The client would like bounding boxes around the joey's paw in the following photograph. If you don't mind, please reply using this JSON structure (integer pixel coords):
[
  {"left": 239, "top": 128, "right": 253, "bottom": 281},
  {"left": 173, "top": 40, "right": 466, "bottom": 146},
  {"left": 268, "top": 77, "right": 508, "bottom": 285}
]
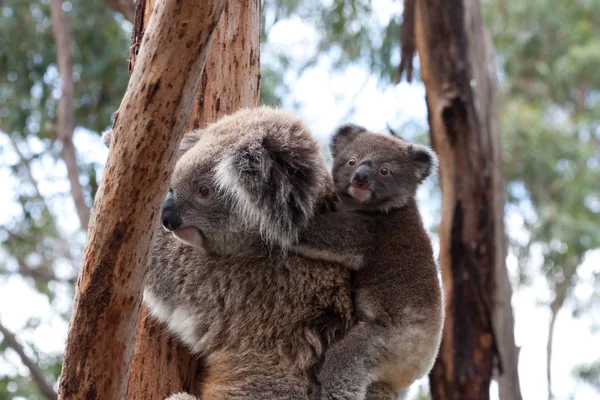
[
  {"left": 319, "top": 192, "right": 340, "bottom": 213},
  {"left": 165, "top": 393, "right": 198, "bottom": 400}
]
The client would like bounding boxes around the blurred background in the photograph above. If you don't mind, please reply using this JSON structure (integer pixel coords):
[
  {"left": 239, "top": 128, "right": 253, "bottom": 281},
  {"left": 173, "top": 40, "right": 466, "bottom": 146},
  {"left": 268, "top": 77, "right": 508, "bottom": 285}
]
[{"left": 0, "top": 0, "right": 599, "bottom": 399}]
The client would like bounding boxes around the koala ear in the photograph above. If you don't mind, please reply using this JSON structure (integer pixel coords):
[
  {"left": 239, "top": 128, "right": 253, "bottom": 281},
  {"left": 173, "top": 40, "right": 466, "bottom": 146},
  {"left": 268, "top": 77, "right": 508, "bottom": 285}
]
[
  {"left": 178, "top": 130, "right": 202, "bottom": 158},
  {"left": 411, "top": 144, "right": 439, "bottom": 183},
  {"left": 101, "top": 129, "right": 202, "bottom": 158},
  {"left": 215, "top": 125, "right": 328, "bottom": 249},
  {"left": 101, "top": 129, "right": 112, "bottom": 148},
  {"left": 330, "top": 124, "right": 366, "bottom": 158}
]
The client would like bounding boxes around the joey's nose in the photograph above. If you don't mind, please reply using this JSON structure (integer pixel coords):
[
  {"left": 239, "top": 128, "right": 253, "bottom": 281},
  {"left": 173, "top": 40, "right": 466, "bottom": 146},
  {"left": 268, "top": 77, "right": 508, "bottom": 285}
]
[
  {"left": 161, "top": 189, "right": 182, "bottom": 231},
  {"left": 352, "top": 165, "right": 373, "bottom": 188}
]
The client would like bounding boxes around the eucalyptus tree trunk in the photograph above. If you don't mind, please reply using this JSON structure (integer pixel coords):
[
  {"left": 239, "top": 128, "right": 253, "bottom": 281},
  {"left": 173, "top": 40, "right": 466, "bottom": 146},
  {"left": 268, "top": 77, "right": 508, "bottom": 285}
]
[
  {"left": 400, "top": 0, "right": 522, "bottom": 399},
  {"left": 125, "top": 1, "right": 260, "bottom": 399},
  {"left": 57, "top": 1, "right": 226, "bottom": 399}
]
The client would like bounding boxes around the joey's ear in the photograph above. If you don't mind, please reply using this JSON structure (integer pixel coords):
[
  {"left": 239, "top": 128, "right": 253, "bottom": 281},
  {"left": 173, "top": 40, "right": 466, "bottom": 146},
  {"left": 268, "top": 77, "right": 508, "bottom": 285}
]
[
  {"left": 410, "top": 144, "right": 439, "bottom": 183},
  {"left": 330, "top": 124, "right": 366, "bottom": 158},
  {"left": 178, "top": 130, "right": 203, "bottom": 158}
]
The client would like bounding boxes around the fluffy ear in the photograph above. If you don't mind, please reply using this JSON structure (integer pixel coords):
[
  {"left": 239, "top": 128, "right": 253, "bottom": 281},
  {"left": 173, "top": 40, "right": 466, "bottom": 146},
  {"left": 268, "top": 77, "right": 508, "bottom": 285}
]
[
  {"left": 386, "top": 124, "right": 404, "bottom": 140},
  {"left": 101, "top": 128, "right": 202, "bottom": 159},
  {"left": 101, "top": 129, "right": 112, "bottom": 148},
  {"left": 330, "top": 124, "right": 366, "bottom": 158},
  {"left": 411, "top": 144, "right": 439, "bottom": 183},
  {"left": 215, "top": 129, "right": 328, "bottom": 249},
  {"left": 178, "top": 130, "right": 202, "bottom": 158}
]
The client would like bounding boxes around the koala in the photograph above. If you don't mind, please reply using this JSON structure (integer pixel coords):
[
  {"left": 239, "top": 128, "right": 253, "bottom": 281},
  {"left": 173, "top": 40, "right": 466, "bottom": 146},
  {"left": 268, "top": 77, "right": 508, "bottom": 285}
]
[
  {"left": 295, "top": 125, "right": 444, "bottom": 400},
  {"left": 103, "top": 108, "right": 353, "bottom": 399}
]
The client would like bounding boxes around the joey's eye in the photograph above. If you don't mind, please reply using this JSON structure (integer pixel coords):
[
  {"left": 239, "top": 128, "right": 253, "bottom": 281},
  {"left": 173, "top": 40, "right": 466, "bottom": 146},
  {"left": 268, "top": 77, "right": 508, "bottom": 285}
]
[
  {"left": 348, "top": 158, "right": 357, "bottom": 166},
  {"left": 199, "top": 186, "right": 210, "bottom": 198},
  {"left": 380, "top": 167, "right": 390, "bottom": 176}
]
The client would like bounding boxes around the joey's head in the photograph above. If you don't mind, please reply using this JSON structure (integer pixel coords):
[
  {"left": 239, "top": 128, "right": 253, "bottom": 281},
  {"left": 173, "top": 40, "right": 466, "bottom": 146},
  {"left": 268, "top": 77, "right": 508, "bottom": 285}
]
[
  {"left": 160, "top": 107, "right": 331, "bottom": 254},
  {"left": 330, "top": 124, "right": 438, "bottom": 211}
]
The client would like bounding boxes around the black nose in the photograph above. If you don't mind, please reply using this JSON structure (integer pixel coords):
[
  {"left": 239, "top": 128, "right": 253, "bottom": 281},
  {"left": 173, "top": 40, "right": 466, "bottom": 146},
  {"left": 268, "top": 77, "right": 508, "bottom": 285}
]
[
  {"left": 352, "top": 165, "right": 373, "bottom": 188},
  {"left": 161, "top": 189, "right": 182, "bottom": 231}
]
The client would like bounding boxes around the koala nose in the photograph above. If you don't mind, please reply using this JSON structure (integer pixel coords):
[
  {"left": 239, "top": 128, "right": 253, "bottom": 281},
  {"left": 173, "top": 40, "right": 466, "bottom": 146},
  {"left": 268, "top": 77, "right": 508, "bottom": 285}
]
[
  {"left": 352, "top": 165, "right": 373, "bottom": 188},
  {"left": 161, "top": 189, "right": 182, "bottom": 231}
]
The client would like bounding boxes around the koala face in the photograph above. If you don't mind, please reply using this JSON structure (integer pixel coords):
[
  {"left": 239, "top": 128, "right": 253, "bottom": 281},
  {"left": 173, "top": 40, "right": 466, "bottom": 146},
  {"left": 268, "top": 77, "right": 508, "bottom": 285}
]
[
  {"left": 159, "top": 107, "right": 332, "bottom": 254},
  {"left": 330, "top": 124, "right": 438, "bottom": 211},
  {"left": 161, "top": 135, "right": 252, "bottom": 254}
]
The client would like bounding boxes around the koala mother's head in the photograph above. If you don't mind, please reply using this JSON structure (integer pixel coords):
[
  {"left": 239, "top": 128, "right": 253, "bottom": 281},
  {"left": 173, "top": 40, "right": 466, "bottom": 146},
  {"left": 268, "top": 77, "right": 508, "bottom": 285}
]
[{"left": 160, "top": 107, "right": 332, "bottom": 255}]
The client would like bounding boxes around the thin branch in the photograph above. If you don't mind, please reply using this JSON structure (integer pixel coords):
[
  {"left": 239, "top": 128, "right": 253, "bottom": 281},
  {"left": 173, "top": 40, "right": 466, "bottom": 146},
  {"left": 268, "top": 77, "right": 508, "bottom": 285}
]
[
  {"left": 104, "top": 0, "right": 136, "bottom": 23},
  {"left": 1, "top": 134, "right": 77, "bottom": 265},
  {"left": 397, "top": 0, "right": 416, "bottom": 83},
  {"left": 4, "top": 134, "right": 48, "bottom": 208},
  {"left": 49, "top": 0, "right": 90, "bottom": 232},
  {"left": 0, "top": 321, "right": 58, "bottom": 400},
  {"left": 0, "top": 251, "right": 76, "bottom": 285}
]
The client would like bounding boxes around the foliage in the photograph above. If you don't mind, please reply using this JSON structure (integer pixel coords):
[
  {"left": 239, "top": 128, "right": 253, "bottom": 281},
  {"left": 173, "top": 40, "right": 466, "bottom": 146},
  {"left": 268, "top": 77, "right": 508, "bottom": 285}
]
[
  {"left": 484, "top": 0, "right": 600, "bottom": 313},
  {"left": 484, "top": 0, "right": 600, "bottom": 395},
  {"left": 0, "top": 0, "right": 130, "bottom": 397}
]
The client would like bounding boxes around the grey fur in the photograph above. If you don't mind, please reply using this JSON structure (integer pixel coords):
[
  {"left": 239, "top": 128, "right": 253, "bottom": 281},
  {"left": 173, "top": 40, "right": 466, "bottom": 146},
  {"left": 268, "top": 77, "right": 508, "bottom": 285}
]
[
  {"left": 105, "top": 108, "right": 353, "bottom": 399},
  {"left": 296, "top": 125, "right": 444, "bottom": 399}
]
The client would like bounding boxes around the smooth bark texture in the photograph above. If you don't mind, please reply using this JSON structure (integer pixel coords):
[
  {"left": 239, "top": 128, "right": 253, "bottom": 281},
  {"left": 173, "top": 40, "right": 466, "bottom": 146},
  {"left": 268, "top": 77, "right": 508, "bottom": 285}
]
[
  {"left": 49, "top": 0, "right": 90, "bottom": 232},
  {"left": 57, "top": 1, "right": 226, "bottom": 399},
  {"left": 401, "top": 0, "right": 521, "bottom": 398},
  {"left": 125, "top": 1, "right": 260, "bottom": 398},
  {"left": 0, "top": 321, "right": 58, "bottom": 400}
]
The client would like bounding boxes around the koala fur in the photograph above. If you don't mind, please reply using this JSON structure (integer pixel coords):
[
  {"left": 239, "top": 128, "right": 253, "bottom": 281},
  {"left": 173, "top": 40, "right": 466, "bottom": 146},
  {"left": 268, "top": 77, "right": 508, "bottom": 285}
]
[
  {"left": 103, "top": 108, "right": 353, "bottom": 399},
  {"left": 296, "top": 125, "right": 444, "bottom": 400}
]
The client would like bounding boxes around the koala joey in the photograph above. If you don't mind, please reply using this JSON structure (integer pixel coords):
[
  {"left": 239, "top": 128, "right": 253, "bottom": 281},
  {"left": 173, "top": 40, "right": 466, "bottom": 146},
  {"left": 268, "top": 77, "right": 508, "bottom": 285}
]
[
  {"left": 103, "top": 107, "right": 353, "bottom": 399},
  {"left": 295, "top": 125, "right": 444, "bottom": 400}
]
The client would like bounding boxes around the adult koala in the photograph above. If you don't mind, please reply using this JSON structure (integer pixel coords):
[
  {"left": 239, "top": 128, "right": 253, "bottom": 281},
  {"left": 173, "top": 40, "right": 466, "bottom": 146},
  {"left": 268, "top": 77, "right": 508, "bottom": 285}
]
[{"left": 104, "top": 107, "right": 352, "bottom": 399}]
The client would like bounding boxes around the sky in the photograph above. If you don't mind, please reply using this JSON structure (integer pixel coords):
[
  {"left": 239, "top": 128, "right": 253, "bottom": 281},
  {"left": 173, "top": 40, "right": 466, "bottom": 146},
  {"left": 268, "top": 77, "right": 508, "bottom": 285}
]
[{"left": 1, "top": 1, "right": 599, "bottom": 399}]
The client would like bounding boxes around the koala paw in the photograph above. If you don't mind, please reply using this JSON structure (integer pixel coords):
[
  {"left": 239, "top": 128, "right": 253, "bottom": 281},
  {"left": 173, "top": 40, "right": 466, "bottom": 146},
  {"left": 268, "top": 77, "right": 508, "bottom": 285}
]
[{"left": 319, "top": 192, "right": 340, "bottom": 213}]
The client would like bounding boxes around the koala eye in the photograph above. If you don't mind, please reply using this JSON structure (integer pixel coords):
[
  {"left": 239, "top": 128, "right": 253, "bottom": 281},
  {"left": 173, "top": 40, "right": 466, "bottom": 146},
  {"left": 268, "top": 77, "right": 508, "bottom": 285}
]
[
  {"left": 198, "top": 186, "right": 210, "bottom": 198},
  {"left": 348, "top": 158, "right": 357, "bottom": 166},
  {"left": 380, "top": 167, "right": 390, "bottom": 176}
]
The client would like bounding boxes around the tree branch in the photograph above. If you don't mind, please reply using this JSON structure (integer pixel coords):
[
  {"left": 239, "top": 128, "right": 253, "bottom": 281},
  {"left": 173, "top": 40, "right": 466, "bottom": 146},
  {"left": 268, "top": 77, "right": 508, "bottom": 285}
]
[
  {"left": 397, "top": 0, "right": 416, "bottom": 82},
  {"left": 49, "top": 0, "right": 90, "bottom": 232},
  {"left": 2, "top": 133, "right": 77, "bottom": 265},
  {"left": 104, "top": 0, "right": 136, "bottom": 23},
  {"left": 0, "top": 320, "right": 58, "bottom": 400}
]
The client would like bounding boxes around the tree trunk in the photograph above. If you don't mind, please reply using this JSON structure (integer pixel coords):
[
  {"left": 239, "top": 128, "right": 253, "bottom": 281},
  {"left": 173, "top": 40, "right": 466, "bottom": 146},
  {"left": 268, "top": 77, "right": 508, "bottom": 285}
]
[
  {"left": 546, "top": 301, "right": 560, "bottom": 400},
  {"left": 407, "top": 0, "right": 520, "bottom": 398},
  {"left": 57, "top": 2, "right": 226, "bottom": 399},
  {"left": 49, "top": 0, "right": 91, "bottom": 232},
  {"left": 125, "top": 1, "right": 260, "bottom": 398}
]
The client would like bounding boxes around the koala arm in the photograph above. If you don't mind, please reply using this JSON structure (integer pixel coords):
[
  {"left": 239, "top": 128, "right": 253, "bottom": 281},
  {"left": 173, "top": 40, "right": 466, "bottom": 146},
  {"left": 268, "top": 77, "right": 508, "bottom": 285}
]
[{"left": 295, "top": 210, "right": 377, "bottom": 270}]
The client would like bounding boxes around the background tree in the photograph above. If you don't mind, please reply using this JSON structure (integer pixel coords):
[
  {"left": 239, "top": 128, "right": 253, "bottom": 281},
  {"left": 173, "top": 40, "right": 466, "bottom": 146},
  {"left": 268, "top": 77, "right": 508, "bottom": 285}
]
[
  {"left": 398, "top": 0, "right": 517, "bottom": 398},
  {"left": 483, "top": 1, "right": 600, "bottom": 398}
]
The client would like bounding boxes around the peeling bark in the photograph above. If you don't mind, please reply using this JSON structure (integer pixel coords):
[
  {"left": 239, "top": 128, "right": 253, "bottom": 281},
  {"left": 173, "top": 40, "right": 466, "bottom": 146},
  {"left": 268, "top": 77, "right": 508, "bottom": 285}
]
[
  {"left": 57, "top": 1, "right": 226, "bottom": 399},
  {"left": 49, "top": 0, "right": 90, "bottom": 232},
  {"left": 125, "top": 0, "right": 260, "bottom": 398},
  {"left": 402, "top": 0, "right": 521, "bottom": 398}
]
